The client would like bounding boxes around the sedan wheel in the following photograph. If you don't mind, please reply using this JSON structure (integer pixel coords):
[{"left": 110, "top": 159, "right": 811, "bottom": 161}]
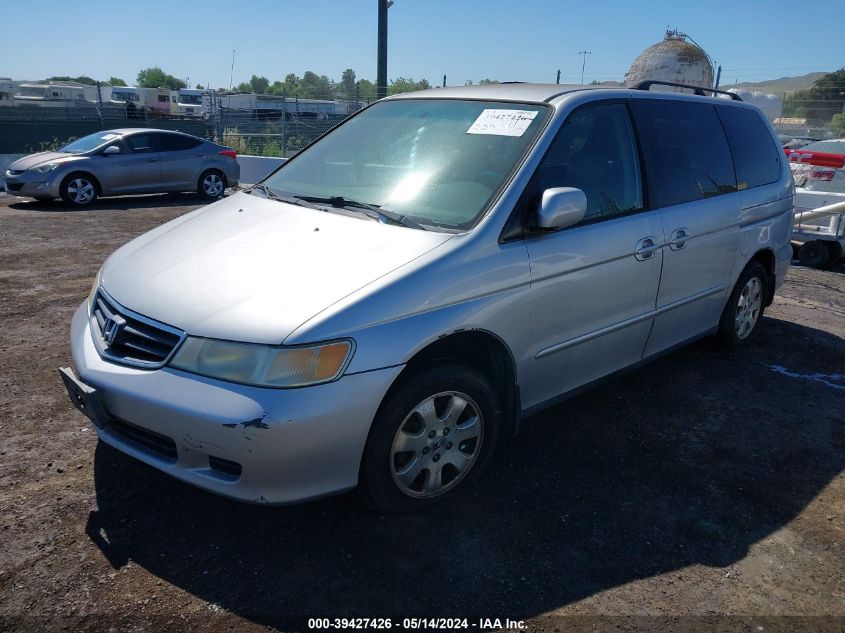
[
  {"left": 61, "top": 175, "right": 97, "bottom": 207},
  {"left": 200, "top": 171, "right": 225, "bottom": 199}
]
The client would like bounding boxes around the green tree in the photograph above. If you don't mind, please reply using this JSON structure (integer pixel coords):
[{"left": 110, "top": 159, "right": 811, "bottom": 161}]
[
  {"left": 108, "top": 76, "right": 127, "bottom": 86},
  {"left": 249, "top": 75, "right": 270, "bottom": 94},
  {"left": 830, "top": 113, "right": 845, "bottom": 137},
  {"left": 300, "top": 71, "right": 334, "bottom": 99},
  {"left": 49, "top": 75, "right": 97, "bottom": 85},
  {"left": 136, "top": 67, "right": 186, "bottom": 90},
  {"left": 478, "top": 78, "right": 499, "bottom": 85},
  {"left": 195, "top": 83, "right": 204, "bottom": 90},
  {"left": 356, "top": 79, "right": 376, "bottom": 101},
  {"left": 340, "top": 68, "right": 357, "bottom": 100},
  {"left": 783, "top": 69, "right": 845, "bottom": 121},
  {"left": 234, "top": 81, "right": 252, "bottom": 93},
  {"left": 281, "top": 73, "right": 301, "bottom": 97},
  {"left": 389, "top": 77, "right": 431, "bottom": 95}
]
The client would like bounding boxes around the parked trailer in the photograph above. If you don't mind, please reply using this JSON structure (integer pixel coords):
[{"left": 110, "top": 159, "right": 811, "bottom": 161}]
[{"left": 793, "top": 189, "right": 845, "bottom": 267}]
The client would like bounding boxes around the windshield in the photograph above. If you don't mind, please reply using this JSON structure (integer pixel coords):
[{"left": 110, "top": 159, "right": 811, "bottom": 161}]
[
  {"left": 262, "top": 99, "right": 549, "bottom": 230},
  {"left": 802, "top": 140, "right": 845, "bottom": 155},
  {"left": 181, "top": 94, "right": 202, "bottom": 105},
  {"left": 59, "top": 131, "right": 121, "bottom": 154}
]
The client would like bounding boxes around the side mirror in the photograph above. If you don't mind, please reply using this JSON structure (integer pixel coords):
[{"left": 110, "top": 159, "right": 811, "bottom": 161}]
[
  {"left": 103, "top": 145, "right": 121, "bottom": 155},
  {"left": 536, "top": 187, "right": 587, "bottom": 230}
]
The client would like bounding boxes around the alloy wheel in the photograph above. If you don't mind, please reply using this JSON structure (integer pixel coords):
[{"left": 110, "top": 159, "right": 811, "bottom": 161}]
[
  {"left": 390, "top": 391, "right": 483, "bottom": 498},
  {"left": 68, "top": 178, "right": 95, "bottom": 205},
  {"left": 203, "top": 173, "right": 224, "bottom": 197},
  {"left": 735, "top": 276, "right": 763, "bottom": 340}
]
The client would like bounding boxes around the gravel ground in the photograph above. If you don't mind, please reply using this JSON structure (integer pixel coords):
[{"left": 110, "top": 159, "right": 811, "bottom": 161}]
[{"left": 0, "top": 193, "right": 843, "bottom": 633}]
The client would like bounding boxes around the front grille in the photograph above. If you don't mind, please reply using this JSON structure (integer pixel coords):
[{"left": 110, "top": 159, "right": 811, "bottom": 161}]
[
  {"left": 108, "top": 417, "right": 178, "bottom": 461},
  {"left": 5, "top": 182, "right": 23, "bottom": 192},
  {"left": 91, "top": 289, "right": 185, "bottom": 368}
]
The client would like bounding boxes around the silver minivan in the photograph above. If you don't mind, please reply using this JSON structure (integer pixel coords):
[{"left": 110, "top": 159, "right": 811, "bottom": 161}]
[{"left": 60, "top": 83, "right": 793, "bottom": 512}]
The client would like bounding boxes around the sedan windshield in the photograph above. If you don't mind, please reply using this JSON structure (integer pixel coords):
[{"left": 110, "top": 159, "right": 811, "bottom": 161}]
[
  {"left": 59, "top": 132, "right": 122, "bottom": 154},
  {"left": 262, "top": 99, "right": 549, "bottom": 230}
]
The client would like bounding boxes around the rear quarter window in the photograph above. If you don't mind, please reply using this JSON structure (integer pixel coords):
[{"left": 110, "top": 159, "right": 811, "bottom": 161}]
[
  {"left": 630, "top": 99, "right": 736, "bottom": 208},
  {"left": 716, "top": 106, "right": 781, "bottom": 189}
]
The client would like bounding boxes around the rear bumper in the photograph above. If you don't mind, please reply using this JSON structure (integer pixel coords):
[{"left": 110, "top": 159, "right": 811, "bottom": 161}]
[{"left": 68, "top": 301, "right": 402, "bottom": 504}]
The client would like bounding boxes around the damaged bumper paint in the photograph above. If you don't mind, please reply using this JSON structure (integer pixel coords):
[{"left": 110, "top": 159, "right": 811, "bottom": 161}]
[{"left": 68, "top": 302, "right": 403, "bottom": 504}]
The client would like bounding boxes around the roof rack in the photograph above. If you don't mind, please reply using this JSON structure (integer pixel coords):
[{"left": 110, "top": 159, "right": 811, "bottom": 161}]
[{"left": 632, "top": 80, "right": 742, "bottom": 101}]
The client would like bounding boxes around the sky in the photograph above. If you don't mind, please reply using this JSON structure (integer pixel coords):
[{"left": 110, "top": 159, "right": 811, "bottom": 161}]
[{"left": 3, "top": 0, "right": 843, "bottom": 88}]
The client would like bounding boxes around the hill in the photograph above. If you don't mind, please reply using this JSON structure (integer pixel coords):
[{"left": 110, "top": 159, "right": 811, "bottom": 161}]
[{"left": 723, "top": 72, "right": 827, "bottom": 94}]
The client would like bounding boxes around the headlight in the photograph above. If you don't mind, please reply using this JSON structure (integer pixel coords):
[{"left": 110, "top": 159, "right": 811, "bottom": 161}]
[
  {"left": 30, "top": 162, "right": 60, "bottom": 174},
  {"left": 169, "top": 337, "right": 354, "bottom": 388}
]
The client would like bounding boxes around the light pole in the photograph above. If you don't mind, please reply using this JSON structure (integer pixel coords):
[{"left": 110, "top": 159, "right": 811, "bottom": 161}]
[
  {"left": 377, "top": 0, "right": 393, "bottom": 99},
  {"left": 579, "top": 50, "right": 591, "bottom": 85}
]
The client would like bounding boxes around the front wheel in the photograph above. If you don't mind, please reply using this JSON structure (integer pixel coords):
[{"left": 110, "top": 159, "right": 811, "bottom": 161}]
[
  {"left": 60, "top": 174, "right": 98, "bottom": 207},
  {"left": 198, "top": 169, "right": 226, "bottom": 200},
  {"left": 717, "top": 260, "right": 768, "bottom": 349},
  {"left": 360, "top": 365, "right": 502, "bottom": 513}
]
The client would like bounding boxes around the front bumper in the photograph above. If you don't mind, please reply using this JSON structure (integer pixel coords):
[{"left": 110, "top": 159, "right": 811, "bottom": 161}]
[
  {"left": 67, "top": 301, "right": 402, "bottom": 504},
  {"left": 4, "top": 171, "right": 61, "bottom": 197}
]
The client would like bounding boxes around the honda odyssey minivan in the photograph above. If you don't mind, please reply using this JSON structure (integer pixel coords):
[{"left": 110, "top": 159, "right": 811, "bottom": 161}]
[{"left": 60, "top": 82, "right": 793, "bottom": 513}]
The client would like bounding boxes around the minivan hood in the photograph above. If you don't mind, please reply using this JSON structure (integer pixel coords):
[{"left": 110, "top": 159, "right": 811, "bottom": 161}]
[
  {"left": 100, "top": 193, "right": 453, "bottom": 344},
  {"left": 9, "top": 151, "right": 78, "bottom": 170}
]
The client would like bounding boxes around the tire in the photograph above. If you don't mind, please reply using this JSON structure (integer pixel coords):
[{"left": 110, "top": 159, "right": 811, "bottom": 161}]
[
  {"left": 359, "top": 365, "right": 502, "bottom": 513},
  {"left": 59, "top": 173, "right": 98, "bottom": 207},
  {"left": 820, "top": 242, "right": 843, "bottom": 269},
  {"left": 197, "top": 169, "right": 226, "bottom": 200},
  {"left": 797, "top": 241, "right": 830, "bottom": 268},
  {"left": 717, "top": 260, "right": 768, "bottom": 349}
]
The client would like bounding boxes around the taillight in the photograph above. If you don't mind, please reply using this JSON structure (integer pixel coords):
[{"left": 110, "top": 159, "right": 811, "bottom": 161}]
[
  {"left": 219, "top": 149, "right": 237, "bottom": 159},
  {"left": 809, "top": 170, "right": 835, "bottom": 181}
]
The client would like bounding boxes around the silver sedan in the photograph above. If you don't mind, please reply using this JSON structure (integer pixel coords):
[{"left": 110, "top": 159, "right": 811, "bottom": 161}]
[{"left": 4, "top": 128, "right": 240, "bottom": 206}]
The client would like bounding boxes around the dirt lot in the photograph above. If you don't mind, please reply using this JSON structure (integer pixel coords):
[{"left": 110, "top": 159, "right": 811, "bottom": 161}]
[{"left": 0, "top": 193, "right": 843, "bottom": 633}]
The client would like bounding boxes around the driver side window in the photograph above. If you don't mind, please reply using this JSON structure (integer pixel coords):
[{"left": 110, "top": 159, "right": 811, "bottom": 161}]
[
  {"left": 125, "top": 134, "right": 154, "bottom": 153},
  {"left": 531, "top": 103, "right": 644, "bottom": 224}
]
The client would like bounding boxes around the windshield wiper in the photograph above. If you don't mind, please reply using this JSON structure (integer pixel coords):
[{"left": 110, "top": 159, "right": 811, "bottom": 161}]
[
  {"left": 246, "top": 183, "right": 323, "bottom": 210},
  {"left": 293, "top": 195, "right": 428, "bottom": 231}
]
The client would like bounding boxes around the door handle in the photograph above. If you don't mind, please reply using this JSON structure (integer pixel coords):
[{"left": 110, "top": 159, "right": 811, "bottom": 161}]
[
  {"left": 634, "top": 236, "right": 658, "bottom": 261},
  {"left": 669, "top": 228, "right": 689, "bottom": 250}
]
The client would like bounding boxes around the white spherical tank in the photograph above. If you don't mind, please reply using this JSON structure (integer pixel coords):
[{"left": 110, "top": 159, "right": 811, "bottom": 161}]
[{"left": 625, "top": 30, "right": 714, "bottom": 92}]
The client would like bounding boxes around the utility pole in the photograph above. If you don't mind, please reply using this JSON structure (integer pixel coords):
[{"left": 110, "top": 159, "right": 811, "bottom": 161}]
[
  {"left": 229, "top": 50, "right": 235, "bottom": 90},
  {"left": 443, "top": 74, "right": 446, "bottom": 88},
  {"left": 377, "top": 0, "right": 391, "bottom": 99},
  {"left": 578, "top": 50, "right": 591, "bottom": 85},
  {"left": 556, "top": 69, "right": 561, "bottom": 84}
]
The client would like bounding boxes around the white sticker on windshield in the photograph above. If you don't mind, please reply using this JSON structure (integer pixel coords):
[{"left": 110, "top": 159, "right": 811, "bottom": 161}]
[
  {"left": 100, "top": 133, "right": 119, "bottom": 140},
  {"left": 467, "top": 109, "right": 538, "bottom": 137}
]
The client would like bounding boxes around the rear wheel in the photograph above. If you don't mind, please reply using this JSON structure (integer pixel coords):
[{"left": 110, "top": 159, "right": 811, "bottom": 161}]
[
  {"left": 60, "top": 173, "right": 98, "bottom": 207},
  {"left": 797, "top": 240, "right": 830, "bottom": 268},
  {"left": 198, "top": 169, "right": 226, "bottom": 200},
  {"left": 717, "top": 260, "right": 768, "bottom": 349},
  {"left": 360, "top": 365, "right": 501, "bottom": 513}
]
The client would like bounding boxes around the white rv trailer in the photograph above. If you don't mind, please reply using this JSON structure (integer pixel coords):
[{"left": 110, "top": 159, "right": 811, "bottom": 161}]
[
  {"left": 176, "top": 89, "right": 208, "bottom": 118},
  {"left": 14, "top": 82, "right": 88, "bottom": 107}
]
